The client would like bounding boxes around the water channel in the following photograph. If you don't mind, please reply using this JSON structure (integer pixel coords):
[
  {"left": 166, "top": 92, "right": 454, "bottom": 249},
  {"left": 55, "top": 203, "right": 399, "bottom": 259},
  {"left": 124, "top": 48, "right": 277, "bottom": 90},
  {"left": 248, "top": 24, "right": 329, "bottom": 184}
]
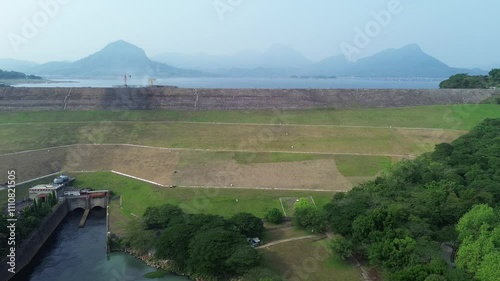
[{"left": 11, "top": 209, "right": 190, "bottom": 281}]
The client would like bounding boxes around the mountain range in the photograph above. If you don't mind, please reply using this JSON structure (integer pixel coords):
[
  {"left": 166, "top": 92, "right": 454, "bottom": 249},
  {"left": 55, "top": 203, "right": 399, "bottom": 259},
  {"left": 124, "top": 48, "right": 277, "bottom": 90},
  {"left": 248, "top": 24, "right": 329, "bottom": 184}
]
[{"left": 0, "top": 41, "right": 488, "bottom": 78}]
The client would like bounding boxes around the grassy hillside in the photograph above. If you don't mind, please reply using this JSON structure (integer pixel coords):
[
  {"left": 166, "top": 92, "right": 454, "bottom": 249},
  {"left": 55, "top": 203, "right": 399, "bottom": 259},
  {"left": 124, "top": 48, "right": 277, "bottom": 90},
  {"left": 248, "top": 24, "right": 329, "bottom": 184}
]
[{"left": 0, "top": 105, "right": 499, "bottom": 129}]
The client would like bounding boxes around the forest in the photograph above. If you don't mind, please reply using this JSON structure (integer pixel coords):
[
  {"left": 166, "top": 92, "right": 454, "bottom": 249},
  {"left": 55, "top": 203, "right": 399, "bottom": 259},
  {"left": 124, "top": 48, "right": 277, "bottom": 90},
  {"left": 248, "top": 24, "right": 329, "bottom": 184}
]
[
  {"left": 324, "top": 118, "right": 500, "bottom": 281},
  {"left": 0, "top": 69, "right": 42, "bottom": 80},
  {"left": 439, "top": 69, "right": 500, "bottom": 89}
]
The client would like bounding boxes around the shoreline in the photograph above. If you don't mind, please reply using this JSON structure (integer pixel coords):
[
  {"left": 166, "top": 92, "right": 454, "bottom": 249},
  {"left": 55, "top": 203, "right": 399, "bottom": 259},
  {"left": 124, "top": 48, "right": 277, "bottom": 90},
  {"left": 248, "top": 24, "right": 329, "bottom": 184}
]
[{"left": 108, "top": 239, "right": 199, "bottom": 281}]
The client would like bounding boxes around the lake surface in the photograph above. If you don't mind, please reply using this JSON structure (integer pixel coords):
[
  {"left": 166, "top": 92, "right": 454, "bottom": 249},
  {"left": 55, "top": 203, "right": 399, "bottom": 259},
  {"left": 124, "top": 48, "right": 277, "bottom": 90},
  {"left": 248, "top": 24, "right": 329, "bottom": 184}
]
[
  {"left": 14, "top": 77, "right": 442, "bottom": 89},
  {"left": 11, "top": 209, "right": 190, "bottom": 281}
]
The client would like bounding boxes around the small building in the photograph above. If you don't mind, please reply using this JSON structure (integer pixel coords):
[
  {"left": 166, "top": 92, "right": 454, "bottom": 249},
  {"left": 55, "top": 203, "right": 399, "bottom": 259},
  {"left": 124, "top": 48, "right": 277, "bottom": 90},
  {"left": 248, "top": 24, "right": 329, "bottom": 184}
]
[{"left": 29, "top": 184, "right": 65, "bottom": 200}]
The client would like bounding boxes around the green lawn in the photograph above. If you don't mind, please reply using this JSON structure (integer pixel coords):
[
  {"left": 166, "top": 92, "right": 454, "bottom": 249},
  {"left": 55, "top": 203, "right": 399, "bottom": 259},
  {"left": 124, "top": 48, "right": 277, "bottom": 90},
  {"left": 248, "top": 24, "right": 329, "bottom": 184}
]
[
  {"left": 333, "top": 155, "right": 392, "bottom": 177},
  {"left": 0, "top": 121, "right": 464, "bottom": 155},
  {"left": 232, "top": 152, "right": 327, "bottom": 164},
  {"left": 73, "top": 172, "right": 334, "bottom": 219},
  {"left": 0, "top": 105, "right": 498, "bottom": 129},
  {"left": 260, "top": 238, "right": 360, "bottom": 281}
]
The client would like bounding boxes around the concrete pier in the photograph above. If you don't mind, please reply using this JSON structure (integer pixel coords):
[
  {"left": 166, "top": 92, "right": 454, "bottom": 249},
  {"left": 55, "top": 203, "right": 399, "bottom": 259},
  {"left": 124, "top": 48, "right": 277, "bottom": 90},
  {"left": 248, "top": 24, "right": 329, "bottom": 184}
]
[{"left": 79, "top": 209, "right": 90, "bottom": 228}]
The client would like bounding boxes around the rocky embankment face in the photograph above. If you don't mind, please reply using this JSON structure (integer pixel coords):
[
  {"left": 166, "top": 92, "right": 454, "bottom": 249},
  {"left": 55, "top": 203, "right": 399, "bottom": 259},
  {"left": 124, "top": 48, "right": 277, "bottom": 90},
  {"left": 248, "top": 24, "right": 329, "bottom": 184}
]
[{"left": 0, "top": 87, "right": 497, "bottom": 111}]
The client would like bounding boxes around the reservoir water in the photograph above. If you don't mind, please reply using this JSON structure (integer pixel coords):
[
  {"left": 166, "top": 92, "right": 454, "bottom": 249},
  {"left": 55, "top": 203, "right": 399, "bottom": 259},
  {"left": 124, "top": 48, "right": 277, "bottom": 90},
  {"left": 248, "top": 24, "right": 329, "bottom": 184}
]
[
  {"left": 11, "top": 209, "right": 190, "bottom": 281},
  {"left": 14, "top": 77, "right": 442, "bottom": 89}
]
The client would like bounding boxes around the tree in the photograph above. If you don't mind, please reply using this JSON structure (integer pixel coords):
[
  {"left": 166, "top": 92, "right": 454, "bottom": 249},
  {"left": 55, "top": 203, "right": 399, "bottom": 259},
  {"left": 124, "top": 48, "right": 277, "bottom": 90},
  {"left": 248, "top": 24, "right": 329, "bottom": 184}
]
[
  {"left": 142, "top": 204, "right": 184, "bottom": 230},
  {"left": 230, "top": 213, "right": 264, "bottom": 237},
  {"left": 488, "top": 68, "right": 500, "bottom": 84},
  {"left": 329, "top": 236, "right": 353, "bottom": 260},
  {"left": 455, "top": 204, "right": 500, "bottom": 280},
  {"left": 188, "top": 228, "right": 255, "bottom": 278},
  {"left": 324, "top": 191, "right": 371, "bottom": 236},
  {"left": 123, "top": 219, "right": 155, "bottom": 255},
  {"left": 368, "top": 236, "right": 417, "bottom": 270},
  {"left": 155, "top": 221, "right": 199, "bottom": 270},
  {"left": 456, "top": 204, "right": 497, "bottom": 241},
  {"left": 225, "top": 245, "right": 262, "bottom": 275},
  {"left": 477, "top": 252, "right": 500, "bottom": 281},
  {"left": 264, "top": 208, "right": 284, "bottom": 224},
  {"left": 293, "top": 202, "right": 324, "bottom": 232}
]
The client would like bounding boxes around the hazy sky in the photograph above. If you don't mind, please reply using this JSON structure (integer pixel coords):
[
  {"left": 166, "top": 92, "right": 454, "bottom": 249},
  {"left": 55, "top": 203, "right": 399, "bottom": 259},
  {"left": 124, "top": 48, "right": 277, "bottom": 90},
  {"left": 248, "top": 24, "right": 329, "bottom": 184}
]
[{"left": 1, "top": 0, "right": 499, "bottom": 68}]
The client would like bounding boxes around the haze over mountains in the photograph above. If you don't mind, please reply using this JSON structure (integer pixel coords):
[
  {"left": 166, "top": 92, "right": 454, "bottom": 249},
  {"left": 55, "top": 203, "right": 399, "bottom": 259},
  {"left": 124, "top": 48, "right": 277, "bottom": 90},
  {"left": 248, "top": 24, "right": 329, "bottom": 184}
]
[{"left": 0, "top": 41, "right": 488, "bottom": 79}]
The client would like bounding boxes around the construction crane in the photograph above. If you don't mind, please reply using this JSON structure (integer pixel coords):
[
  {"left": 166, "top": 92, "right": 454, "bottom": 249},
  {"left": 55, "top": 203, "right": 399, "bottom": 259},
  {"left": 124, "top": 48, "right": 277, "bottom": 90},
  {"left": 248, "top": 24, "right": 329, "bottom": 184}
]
[
  {"left": 148, "top": 78, "right": 156, "bottom": 87},
  {"left": 123, "top": 73, "right": 131, "bottom": 87}
]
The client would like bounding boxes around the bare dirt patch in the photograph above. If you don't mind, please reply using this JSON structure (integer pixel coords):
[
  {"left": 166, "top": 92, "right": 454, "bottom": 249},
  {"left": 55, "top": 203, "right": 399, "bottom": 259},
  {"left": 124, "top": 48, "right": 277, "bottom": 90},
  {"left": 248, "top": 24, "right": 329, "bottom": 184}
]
[
  {"left": 62, "top": 145, "right": 180, "bottom": 185},
  {"left": 173, "top": 158, "right": 352, "bottom": 191},
  {"left": 0, "top": 145, "right": 349, "bottom": 191},
  {"left": 0, "top": 148, "right": 67, "bottom": 183}
]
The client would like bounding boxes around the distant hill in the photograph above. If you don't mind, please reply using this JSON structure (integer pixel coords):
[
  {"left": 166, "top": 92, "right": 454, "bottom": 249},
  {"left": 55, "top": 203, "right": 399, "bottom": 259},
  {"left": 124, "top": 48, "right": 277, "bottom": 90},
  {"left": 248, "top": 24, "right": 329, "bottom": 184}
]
[
  {"left": 0, "top": 59, "right": 38, "bottom": 73},
  {"left": 309, "top": 44, "right": 477, "bottom": 78},
  {"left": 9, "top": 41, "right": 209, "bottom": 78},
  {"left": 154, "top": 44, "right": 482, "bottom": 78},
  {"left": 0, "top": 42, "right": 487, "bottom": 79}
]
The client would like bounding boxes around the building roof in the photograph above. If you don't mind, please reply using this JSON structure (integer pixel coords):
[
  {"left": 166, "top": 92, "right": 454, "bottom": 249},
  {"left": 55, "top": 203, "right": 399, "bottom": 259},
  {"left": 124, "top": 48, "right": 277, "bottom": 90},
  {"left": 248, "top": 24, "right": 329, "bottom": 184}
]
[{"left": 29, "top": 184, "right": 64, "bottom": 191}]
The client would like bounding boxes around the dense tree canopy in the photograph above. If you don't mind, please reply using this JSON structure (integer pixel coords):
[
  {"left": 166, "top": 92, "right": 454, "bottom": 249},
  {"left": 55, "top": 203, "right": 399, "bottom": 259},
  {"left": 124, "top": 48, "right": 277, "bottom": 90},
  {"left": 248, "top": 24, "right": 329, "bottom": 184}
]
[
  {"left": 0, "top": 69, "right": 41, "bottom": 80},
  {"left": 323, "top": 118, "right": 500, "bottom": 280},
  {"left": 439, "top": 69, "right": 500, "bottom": 89},
  {"left": 455, "top": 204, "right": 500, "bottom": 281},
  {"left": 229, "top": 212, "right": 264, "bottom": 237},
  {"left": 126, "top": 204, "right": 263, "bottom": 280}
]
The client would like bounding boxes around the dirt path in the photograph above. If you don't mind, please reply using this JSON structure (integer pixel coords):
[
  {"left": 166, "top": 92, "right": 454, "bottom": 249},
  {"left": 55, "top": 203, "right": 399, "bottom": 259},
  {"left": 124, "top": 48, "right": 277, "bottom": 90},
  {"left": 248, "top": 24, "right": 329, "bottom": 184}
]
[
  {"left": 256, "top": 235, "right": 318, "bottom": 249},
  {"left": 108, "top": 170, "right": 344, "bottom": 192},
  {"left": 0, "top": 119, "right": 468, "bottom": 132},
  {"left": 0, "top": 143, "right": 416, "bottom": 158}
]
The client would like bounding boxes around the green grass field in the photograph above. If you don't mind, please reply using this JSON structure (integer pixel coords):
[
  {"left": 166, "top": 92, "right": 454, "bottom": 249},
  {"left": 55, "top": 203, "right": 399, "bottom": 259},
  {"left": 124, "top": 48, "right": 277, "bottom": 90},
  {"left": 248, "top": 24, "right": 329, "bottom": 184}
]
[
  {"left": 0, "top": 121, "right": 465, "bottom": 155},
  {"left": 73, "top": 172, "right": 334, "bottom": 219},
  {"left": 3, "top": 105, "right": 496, "bottom": 155},
  {"left": 2, "top": 105, "right": 496, "bottom": 281},
  {"left": 0, "top": 105, "right": 498, "bottom": 130},
  {"left": 333, "top": 155, "right": 392, "bottom": 177},
  {"left": 261, "top": 238, "right": 360, "bottom": 281}
]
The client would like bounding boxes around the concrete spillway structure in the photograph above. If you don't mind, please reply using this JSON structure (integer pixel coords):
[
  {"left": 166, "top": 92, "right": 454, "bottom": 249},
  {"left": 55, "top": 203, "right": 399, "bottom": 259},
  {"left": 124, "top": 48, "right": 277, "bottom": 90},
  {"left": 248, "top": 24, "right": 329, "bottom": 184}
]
[{"left": 0, "top": 191, "right": 109, "bottom": 281}]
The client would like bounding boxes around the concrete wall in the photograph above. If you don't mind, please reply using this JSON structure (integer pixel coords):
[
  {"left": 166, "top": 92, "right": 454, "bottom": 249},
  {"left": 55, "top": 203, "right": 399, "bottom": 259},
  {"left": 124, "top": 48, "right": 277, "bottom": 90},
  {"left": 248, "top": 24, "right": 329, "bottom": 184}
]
[
  {"left": 0, "top": 87, "right": 497, "bottom": 111},
  {"left": 66, "top": 196, "right": 107, "bottom": 211},
  {"left": 0, "top": 200, "right": 69, "bottom": 281},
  {"left": 67, "top": 196, "right": 89, "bottom": 211}
]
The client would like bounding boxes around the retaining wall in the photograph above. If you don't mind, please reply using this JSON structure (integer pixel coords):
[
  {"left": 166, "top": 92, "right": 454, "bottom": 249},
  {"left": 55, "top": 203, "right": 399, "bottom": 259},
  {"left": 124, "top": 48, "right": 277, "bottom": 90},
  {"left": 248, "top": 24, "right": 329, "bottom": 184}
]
[{"left": 0, "top": 200, "right": 69, "bottom": 281}]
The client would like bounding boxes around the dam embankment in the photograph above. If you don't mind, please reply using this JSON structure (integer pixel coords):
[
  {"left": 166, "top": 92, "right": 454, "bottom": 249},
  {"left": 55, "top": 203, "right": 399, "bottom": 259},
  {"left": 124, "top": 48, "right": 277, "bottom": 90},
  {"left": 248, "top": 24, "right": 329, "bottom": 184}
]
[{"left": 0, "top": 87, "right": 497, "bottom": 111}]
